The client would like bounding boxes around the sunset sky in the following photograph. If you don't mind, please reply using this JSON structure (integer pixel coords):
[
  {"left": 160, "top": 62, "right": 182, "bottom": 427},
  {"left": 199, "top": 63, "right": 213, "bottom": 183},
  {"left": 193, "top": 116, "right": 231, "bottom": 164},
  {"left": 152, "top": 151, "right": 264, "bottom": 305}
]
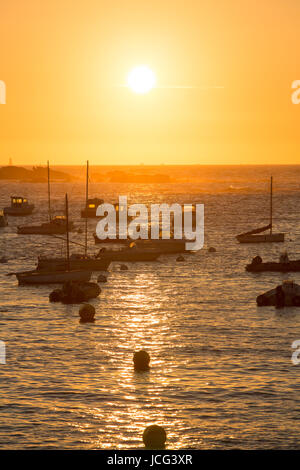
[{"left": 0, "top": 0, "right": 299, "bottom": 165}]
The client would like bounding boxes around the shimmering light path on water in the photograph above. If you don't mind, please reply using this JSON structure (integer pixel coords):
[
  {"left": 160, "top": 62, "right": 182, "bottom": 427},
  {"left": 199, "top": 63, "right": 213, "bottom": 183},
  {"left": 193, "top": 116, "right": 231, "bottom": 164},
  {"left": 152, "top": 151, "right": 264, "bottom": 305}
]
[{"left": 1, "top": 166, "right": 300, "bottom": 449}]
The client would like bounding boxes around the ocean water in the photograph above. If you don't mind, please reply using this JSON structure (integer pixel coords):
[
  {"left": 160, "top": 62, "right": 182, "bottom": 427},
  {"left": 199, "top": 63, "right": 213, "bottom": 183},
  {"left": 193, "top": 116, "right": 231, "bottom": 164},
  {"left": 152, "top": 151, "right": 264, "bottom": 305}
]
[{"left": 0, "top": 165, "right": 300, "bottom": 449}]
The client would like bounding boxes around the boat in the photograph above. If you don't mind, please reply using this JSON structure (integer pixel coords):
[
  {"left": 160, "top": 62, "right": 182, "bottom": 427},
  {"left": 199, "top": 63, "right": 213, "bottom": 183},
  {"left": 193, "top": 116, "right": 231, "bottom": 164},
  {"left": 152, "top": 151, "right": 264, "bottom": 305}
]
[
  {"left": 246, "top": 253, "right": 300, "bottom": 272},
  {"left": 0, "top": 210, "right": 8, "bottom": 227},
  {"left": 95, "top": 244, "right": 160, "bottom": 262},
  {"left": 37, "top": 254, "right": 111, "bottom": 271},
  {"left": 15, "top": 269, "right": 92, "bottom": 285},
  {"left": 17, "top": 162, "right": 74, "bottom": 235},
  {"left": 11, "top": 194, "right": 92, "bottom": 285},
  {"left": 256, "top": 280, "right": 300, "bottom": 307},
  {"left": 49, "top": 281, "right": 101, "bottom": 303},
  {"left": 236, "top": 177, "right": 284, "bottom": 243},
  {"left": 81, "top": 198, "right": 104, "bottom": 218},
  {"left": 4, "top": 196, "right": 34, "bottom": 216},
  {"left": 17, "top": 215, "right": 74, "bottom": 234},
  {"left": 36, "top": 163, "right": 111, "bottom": 272}
]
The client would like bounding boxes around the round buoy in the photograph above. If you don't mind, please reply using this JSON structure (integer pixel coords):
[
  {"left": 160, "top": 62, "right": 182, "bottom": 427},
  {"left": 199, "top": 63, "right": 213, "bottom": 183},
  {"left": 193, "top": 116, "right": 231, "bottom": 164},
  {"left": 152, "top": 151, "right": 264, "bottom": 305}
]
[
  {"left": 97, "top": 274, "right": 107, "bottom": 283},
  {"left": 133, "top": 350, "right": 150, "bottom": 371},
  {"left": 120, "top": 264, "right": 128, "bottom": 271},
  {"left": 176, "top": 255, "right": 184, "bottom": 262},
  {"left": 143, "top": 425, "right": 167, "bottom": 449},
  {"left": 49, "top": 289, "right": 62, "bottom": 303},
  {"left": 208, "top": 247, "right": 216, "bottom": 253},
  {"left": 79, "top": 303, "right": 95, "bottom": 323}
]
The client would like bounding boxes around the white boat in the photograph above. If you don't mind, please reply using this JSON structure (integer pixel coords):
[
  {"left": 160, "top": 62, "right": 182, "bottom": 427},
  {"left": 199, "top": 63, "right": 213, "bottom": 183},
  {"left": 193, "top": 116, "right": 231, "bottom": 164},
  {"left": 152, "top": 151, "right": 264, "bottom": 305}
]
[
  {"left": 15, "top": 269, "right": 92, "bottom": 285},
  {"left": 236, "top": 177, "right": 284, "bottom": 243}
]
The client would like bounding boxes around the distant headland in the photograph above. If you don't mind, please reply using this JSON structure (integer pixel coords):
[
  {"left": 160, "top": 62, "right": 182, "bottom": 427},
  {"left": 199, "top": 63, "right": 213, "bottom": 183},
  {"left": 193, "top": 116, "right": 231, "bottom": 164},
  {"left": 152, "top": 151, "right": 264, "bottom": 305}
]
[{"left": 0, "top": 166, "right": 73, "bottom": 182}]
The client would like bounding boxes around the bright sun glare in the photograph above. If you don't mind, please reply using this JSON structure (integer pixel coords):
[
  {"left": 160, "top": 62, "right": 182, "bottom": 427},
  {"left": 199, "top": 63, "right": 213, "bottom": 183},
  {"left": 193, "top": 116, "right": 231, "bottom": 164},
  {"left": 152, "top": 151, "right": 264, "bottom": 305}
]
[{"left": 127, "top": 66, "right": 156, "bottom": 94}]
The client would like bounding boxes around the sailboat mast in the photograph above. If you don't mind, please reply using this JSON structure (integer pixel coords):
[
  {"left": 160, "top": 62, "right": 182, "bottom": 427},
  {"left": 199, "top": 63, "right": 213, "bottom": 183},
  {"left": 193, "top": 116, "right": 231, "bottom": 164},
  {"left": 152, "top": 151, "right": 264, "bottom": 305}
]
[
  {"left": 47, "top": 161, "right": 51, "bottom": 222},
  {"left": 270, "top": 176, "right": 273, "bottom": 234},
  {"left": 65, "top": 193, "right": 70, "bottom": 271},
  {"left": 85, "top": 160, "right": 89, "bottom": 257}
]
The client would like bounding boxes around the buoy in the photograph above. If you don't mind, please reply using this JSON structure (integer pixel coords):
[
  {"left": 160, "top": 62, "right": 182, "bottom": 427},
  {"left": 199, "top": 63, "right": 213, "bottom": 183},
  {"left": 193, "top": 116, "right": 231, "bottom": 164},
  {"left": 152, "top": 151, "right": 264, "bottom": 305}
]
[
  {"left": 208, "top": 247, "right": 216, "bottom": 253},
  {"left": 143, "top": 425, "right": 167, "bottom": 449},
  {"left": 79, "top": 303, "right": 95, "bottom": 323},
  {"left": 120, "top": 264, "right": 128, "bottom": 271},
  {"left": 49, "top": 289, "right": 62, "bottom": 302},
  {"left": 97, "top": 274, "right": 107, "bottom": 283},
  {"left": 176, "top": 255, "right": 184, "bottom": 262},
  {"left": 133, "top": 350, "right": 150, "bottom": 371}
]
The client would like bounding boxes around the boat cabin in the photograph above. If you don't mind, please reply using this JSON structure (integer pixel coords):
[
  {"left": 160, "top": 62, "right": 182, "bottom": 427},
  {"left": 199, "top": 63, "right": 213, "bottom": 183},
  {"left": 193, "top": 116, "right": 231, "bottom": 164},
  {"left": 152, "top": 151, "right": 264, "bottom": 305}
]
[{"left": 11, "top": 196, "right": 30, "bottom": 207}]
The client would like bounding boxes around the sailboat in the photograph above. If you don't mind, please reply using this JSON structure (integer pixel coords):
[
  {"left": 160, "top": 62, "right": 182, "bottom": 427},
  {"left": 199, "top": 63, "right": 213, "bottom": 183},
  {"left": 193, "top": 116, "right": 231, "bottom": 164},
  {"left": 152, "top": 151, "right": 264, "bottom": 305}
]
[
  {"left": 36, "top": 162, "right": 110, "bottom": 272},
  {"left": 17, "top": 162, "right": 74, "bottom": 235},
  {"left": 12, "top": 194, "right": 92, "bottom": 285},
  {"left": 236, "top": 177, "right": 285, "bottom": 243}
]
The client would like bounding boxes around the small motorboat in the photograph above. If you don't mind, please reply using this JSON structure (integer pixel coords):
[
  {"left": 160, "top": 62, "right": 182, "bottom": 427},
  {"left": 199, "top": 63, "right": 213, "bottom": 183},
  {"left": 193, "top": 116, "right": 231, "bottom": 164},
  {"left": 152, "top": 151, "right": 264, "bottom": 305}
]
[
  {"left": 256, "top": 280, "right": 300, "bottom": 307},
  {"left": 13, "top": 269, "right": 92, "bottom": 285},
  {"left": 95, "top": 244, "right": 160, "bottom": 262},
  {"left": 246, "top": 253, "right": 300, "bottom": 273},
  {"left": 17, "top": 215, "right": 74, "bottom": 235},
  {"left": 49, "top": 281, "right": 100, "bottom": 303},
  {"left": 4, "top": 196, "right": 34, "bottom": 216},
  {"left": 0, "top": 210, "right": 8, "bottom": 227},
  {"left": 81, "top": 198, "right": 104, "bottom": 218}
]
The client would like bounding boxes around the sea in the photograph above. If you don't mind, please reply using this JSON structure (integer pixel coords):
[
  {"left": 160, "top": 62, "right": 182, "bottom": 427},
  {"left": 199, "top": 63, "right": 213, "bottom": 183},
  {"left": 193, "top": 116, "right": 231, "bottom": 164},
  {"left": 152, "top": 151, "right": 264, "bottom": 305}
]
[{"left": 0, "top": 165, "right": 300, "bottom": 449}]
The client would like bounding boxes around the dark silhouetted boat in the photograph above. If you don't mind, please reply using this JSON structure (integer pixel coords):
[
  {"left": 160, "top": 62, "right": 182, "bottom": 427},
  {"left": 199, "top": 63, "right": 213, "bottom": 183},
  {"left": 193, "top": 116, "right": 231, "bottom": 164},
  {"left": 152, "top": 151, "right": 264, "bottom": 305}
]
[
  {"left": 17, "top": 162, "right": 74, "bottom": 235},
  {"left": 18, "top": 215, "right": 74, "bottom": 234},
  {"left": 246, "top": 253, "right": 300, "bottom": 272},
  {"left": 257, "top": 280, "right": 300, "bottom": 306},
  {"left": 11, "top": 194, "right": 92, "bottom": 284},
  {"left": 95, "top": 244, "right": 160, "bottom": 262},
  {"left": 4, "top": 196, "right": 34, "bottom": 216},
  {"left": 236, "top": 177, "right": 284, "bottom": 243}
]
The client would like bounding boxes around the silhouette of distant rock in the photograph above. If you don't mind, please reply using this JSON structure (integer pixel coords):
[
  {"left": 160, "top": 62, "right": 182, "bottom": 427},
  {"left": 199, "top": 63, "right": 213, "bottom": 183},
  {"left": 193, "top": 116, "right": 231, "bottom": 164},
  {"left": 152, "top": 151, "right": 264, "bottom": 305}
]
[{"left": 0, "top": 165, "right": 73, "bottom": 182}]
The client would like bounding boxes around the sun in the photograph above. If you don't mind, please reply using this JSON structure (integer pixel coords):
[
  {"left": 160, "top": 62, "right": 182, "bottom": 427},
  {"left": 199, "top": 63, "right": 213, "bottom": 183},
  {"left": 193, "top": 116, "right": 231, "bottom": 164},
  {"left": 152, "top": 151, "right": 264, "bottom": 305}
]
[{"left": 127, "top": 66, "right": 156, "bottom": 94}]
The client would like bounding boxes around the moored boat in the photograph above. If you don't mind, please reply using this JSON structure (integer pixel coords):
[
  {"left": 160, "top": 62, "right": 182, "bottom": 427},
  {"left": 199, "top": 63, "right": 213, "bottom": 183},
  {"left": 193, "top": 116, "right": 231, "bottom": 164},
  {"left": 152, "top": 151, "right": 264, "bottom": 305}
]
[
  {"left": 246, "top": 253, "right": 300, "bottom": 272},
  {"left": 236, "top": 177, "right": 284, "bottom": 243},
  {"left": 49, "top": 281, "right": 100, "bottom": 303},
  {"left": 37, "top": 254, "right": 111, "bottom": 272},
  {"left": 81, "top": 198, "right": 104, "bottom": 218},
  {"left": 256, "top": 280, "right": 300, "bottom": 307},
  {"left": 95, "top": 245, "right": 160, "bottom": 262},
  {"left": 15, "top": 269, "right": 92, "bottom": 285},
  {"left": 4, "top": 196, "right": 34, "bottom": 216},
  {"left": 18, "top": 215, "right": 74, "bottom": 234}
]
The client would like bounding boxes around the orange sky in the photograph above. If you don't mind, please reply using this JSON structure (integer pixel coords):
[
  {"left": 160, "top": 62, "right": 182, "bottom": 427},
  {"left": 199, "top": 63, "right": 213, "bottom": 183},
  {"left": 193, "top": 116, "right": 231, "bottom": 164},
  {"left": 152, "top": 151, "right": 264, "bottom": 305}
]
[{"left": 0, "top": 0, "right": 299, "bottom": 165}]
